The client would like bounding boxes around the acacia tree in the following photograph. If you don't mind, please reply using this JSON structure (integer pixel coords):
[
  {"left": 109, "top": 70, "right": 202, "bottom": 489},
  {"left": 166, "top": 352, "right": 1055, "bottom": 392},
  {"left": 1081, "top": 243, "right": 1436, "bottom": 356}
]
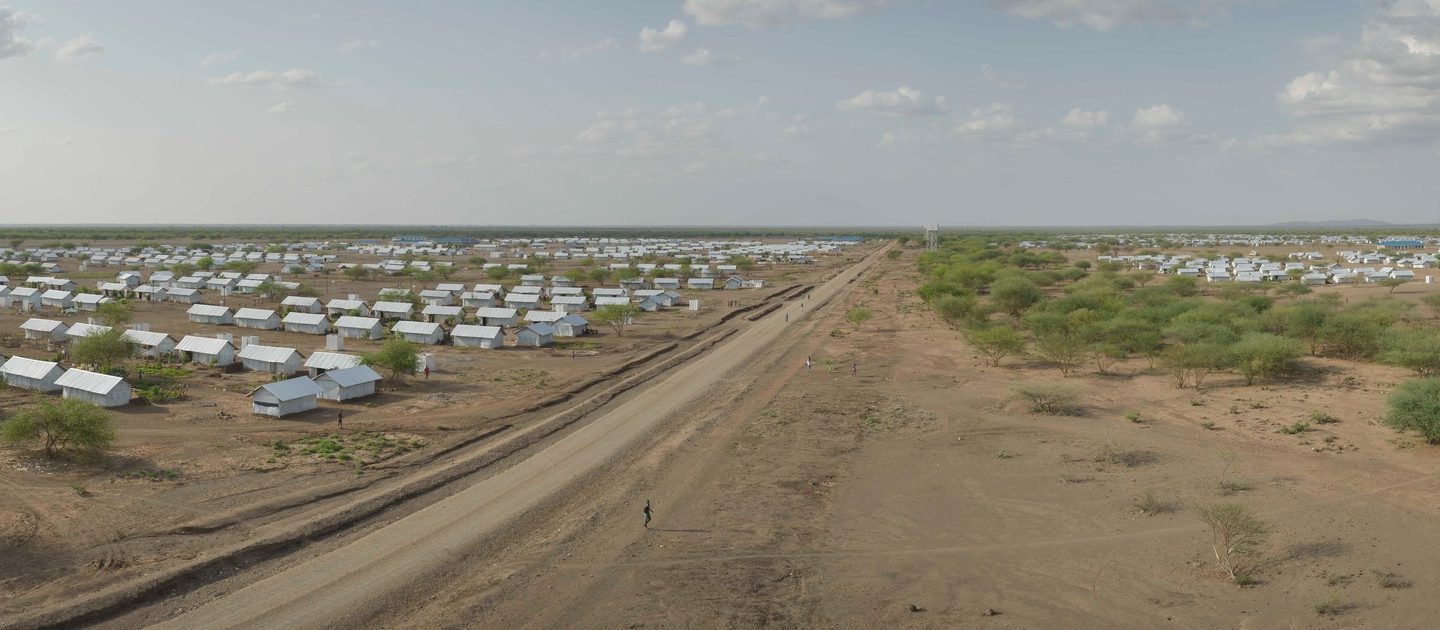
[
  {"left": 1379, "top": 277, "right": 1407, "bottom": 294},
  {"left": 966, "top": 326, "right": 1026, "bottom": 366},
  {"left": 1032, "top": 330, "right": 1090, "bottom": 377},
  {"left": 989, "top": 276, "right": 1043, "bottom": 318},
  {"left": 593, "top": 304, "right": 639, "bottom": 336},
  {"left": 95, "top": 301, "right": 133, "bottom": 328},
  {"left": 1, "top": 399, "right": 117, "bottom": 459},
  {"left": 1197, "top": 503, "right": 1270, "bottom": 584},
  {"left": 362, "top": 336, "right": 419, "bottom": 384},
  {"left": 1385, "top": 378, "right": 1440, "bottom": 443},
  {"left": 71, "top": 328, "right": 135, "bottom": 373}
]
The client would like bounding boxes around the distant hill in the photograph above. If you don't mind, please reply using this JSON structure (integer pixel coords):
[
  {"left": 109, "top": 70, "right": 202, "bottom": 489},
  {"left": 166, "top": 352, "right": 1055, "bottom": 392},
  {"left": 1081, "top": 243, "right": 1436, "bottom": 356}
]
[{"left": 1266, "top": 219, "right": 1395, "bottom": 228}]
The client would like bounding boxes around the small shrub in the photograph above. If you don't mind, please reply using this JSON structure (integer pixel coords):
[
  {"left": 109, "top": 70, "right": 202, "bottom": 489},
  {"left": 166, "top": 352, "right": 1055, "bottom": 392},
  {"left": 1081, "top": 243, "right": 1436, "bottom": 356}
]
[
  {"left": 1197, "top": 503, "right": 1270, "bottom": 583},
  {"left": 1011, "top": 381, "right": 1086, "bottom": 416},
  {"left": 1373, "top": 570, "right": 1412, "bottom": 589},
  {"left": 1200, "top": 421, "right": 1217, "bottom": 430},
  {"left": 1219, "top": 480, "right": 1254, "bottom": 496},
  {"left": 994, "top": 450, "right": 1016, "bottom": 459},
  {"left": 1124, "top": 410, "right": 1142, "bottom": 423},
  {"left": 1310, "top": 410, "right": 1338, "bottom": 424},
  {"left": 1279, "top": 421, "right": 1310, "bottom": 435},
  {"left": 1095, "top": 445, "right": 1158, "bottom": 468},
  {"left": 1313, "top": 596, "right": 1349, "bottom": 616},
  {"left": 72, "top": 484, "right": 91, "bottom": 497},
  {"left": 1134, "top": 490, "right": 1172, "bottom": 515}
]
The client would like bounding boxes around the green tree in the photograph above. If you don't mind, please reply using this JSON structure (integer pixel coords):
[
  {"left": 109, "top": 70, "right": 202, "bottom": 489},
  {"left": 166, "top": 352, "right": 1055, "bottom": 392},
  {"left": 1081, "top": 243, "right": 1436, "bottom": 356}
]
[
  {"left": 1382, "top": 330, "right": 1440, "bottom": 376},
  {"left": 1197, "top": 503, "right": 1270, "bottom": 583},
  {"left": 1162, "top": 342, "right": 1232, "bottom": 388},
  {"left": 254, "top": 279, "right": 285, "bottom": 300},
  {"left": 224, "top": 260, "right": 259, "bottom": 275},
  {"left": 1275, "top": 301, "right": 1333, "bottom": 355},
  {"left": 1032, "top": 330, "right": 1089, "bottom": 377},
  {"left": 1, "top": 399, "right": 117, "bottom": 459},
  {"left": 1319, "top": 313, "right": 1386, "bottom": 359},
  {"left": 1379, "top": 277, "right": 1407, "bottom": 294},
  {"left": 593, "top": 304, "right": 640, "bottom": 336},
  {"left": 966, "top": 326, "right": 1026, "bottom": 366},
  {"left": 343, "top": 265, "right": 374, "bottom": 281},
  {"left": 1165, "top": 275, "right": 1199, "bottom": 297},
  {"left": 932, "top": 294, "right": 980, "bottom": 328},
  {"left": 95, "top": 301, "right": 133, "bottom": 328},
  {"left": 169, "top": 262, "right": 196, "bottom": 277},
  {"left": 989, "top": 276, "right": 1044, "bottom": 318},
  {"left": 362, "top": 336, "right": 419, "bottom": 384},
  {"left": 1385, "top": 378, "right": 1440, "bottom": 443},
  {"left": 1229, "top": 333, "right": 1303, "bottom": 386},
  {"left": 70, "top": 328, "right": 135, "bottom": 372},
  {"left": 196, "top": 256, "right": 215, "bottom": 270}
]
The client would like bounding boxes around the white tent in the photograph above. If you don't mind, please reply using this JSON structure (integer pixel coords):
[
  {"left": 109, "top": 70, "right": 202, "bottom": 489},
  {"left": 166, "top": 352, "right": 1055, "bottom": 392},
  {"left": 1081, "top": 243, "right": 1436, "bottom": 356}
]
[
  {"left": 175, "top": 335, "right": 236, "bottom": 367},
  {"left": 122, "top": 329, "right": 177, "bottom": 357},
  {"left": 55, "top": 369, "right": 132, "bottom": 407},
  {"left": 234, "top": 308, "right": 281, "bottom": 330},
  {"left": 335, "top": 315, "right": 384, "bottom": 340},
  {"left": 516, "top": 323, "right": 556, "bottom": 347},
  {"left": 305, "top": 351, "right": 364, "bottom": 377},
  {"left": 280, "top": 296, "right": 324, "bottom": 313},
  {"left": 20, "top": 318, "right": 68, "bottom": 342},
  {"left": 237, "top": 344, "right": 303, "bottom": 375},
  {"left": 451, "top": 324, "right": 503, "bottom": 349},
  {"left": 282, "top": 312, "right": 330, "bottom": 335},
  {"left": 1, "top": 356, "right": 66, "bottom": 392},
  {"left": 315, "top": 365, "right": 382, "bottom": 401},
  {"left": 250, "top": 377, "right": 322, "bottom": 417},
  {"left": 187, "top": 304, "right": 234, "bottom": 325},
  {"left": 390, "top": 320, "right": 445, "bottom": 345}
]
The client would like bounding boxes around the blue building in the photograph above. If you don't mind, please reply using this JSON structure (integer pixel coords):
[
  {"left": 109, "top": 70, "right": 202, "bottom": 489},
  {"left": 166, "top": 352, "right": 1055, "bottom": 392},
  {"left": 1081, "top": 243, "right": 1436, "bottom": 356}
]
[{"left": 1378, "top": 238, "right": 1424, "bottom": 249}]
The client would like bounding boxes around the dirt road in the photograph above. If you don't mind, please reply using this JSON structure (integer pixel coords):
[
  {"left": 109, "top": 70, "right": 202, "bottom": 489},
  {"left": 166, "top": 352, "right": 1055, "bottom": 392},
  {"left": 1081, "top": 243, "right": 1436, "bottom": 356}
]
[{"left": 151, "top": 250, "right": 881, "bottom": 629}]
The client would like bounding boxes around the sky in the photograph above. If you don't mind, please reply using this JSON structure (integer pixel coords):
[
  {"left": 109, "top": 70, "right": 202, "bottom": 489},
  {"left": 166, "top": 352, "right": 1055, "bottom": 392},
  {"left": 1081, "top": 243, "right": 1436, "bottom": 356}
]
[{"left": 1, "top": 0, "right": 1439, "bottom": 227}]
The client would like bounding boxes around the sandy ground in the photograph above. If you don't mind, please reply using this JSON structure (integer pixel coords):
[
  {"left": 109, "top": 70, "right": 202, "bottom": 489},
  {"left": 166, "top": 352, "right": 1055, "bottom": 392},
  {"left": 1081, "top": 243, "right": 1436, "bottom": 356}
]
[{"left": 372, "top": 245, "right": 1440, "bottom": 629}]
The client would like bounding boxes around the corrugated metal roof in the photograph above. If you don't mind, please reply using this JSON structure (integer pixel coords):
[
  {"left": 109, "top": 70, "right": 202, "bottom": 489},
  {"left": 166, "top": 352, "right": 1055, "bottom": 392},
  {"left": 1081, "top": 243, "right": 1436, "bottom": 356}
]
[
  {"left": 371, "top": 301, "right": 413, "bottom": 314},
  {"left": 452, "top": 324, "right": 502, "bottom": 339},
  {"left": 474, "top": 307, "right": 518, "bottom": 318},
  {"left": 176, "top": 335, "right": 232, "bottom": 354},
  {"left": 188, "top": 304, "right": 230, "bottom": 317},
  {"left": 66, "top": 322, "right": 112, "bottom": 337},
  {"left": 419, "top": 290, "right": 451, "bottom": 298},
  {"left": 122, "top": 329, "right": 173, "bottom": 346},
  {"left": 167, "top": 288, "right": 199, "bottom": 296},
  {"left": 391, "top": 321, "right": 441, "bottom": 334},
  {"left": 316, "top": 365, "right": 382, "bottom": 388},
  {"left": 326, "top": 299, "right": 367, "bottom": 310},
  {"left": 282, "top": 312, "right": 328, "bottom": 325},
  {"left": 55, "top": 368, "right": 127, "bottom": 394},
  {"left": 20, "top": 318, "right": 65, "bottom": 332},
  {"left": 335, "top": 315, "right": 381, "bottom": 329},
  {"left": 305, "top": 351, "right": 363, "bottom": 370},
  {"left": 522, "top": 323, "right": 556, "bottom": 335},
  {"left": 1, "top": 355, "right": 63, "bottom": 379},
  {"left": 74, "top": 293, "right": 107, "bottom": 304},
  {"left": 234, "top": 308, "right": 277, "bottom": 320},
  {"left": 237, "top": 344, "right": 301, "bottom": 363},
  {"left": 41, "top": 289, "right": 73, "bottom": 300},
  {"left": 422, "top": 305, "right": 463, "bottom": 316},
  {"left": 281, "top": 296, "right": 319, "bottom": 306},
  {"left": 255, "top": 376, "right": 322, "bottom": 401},
  {"left": 524, "top": 310, "right": 564, "bottom": 323}
]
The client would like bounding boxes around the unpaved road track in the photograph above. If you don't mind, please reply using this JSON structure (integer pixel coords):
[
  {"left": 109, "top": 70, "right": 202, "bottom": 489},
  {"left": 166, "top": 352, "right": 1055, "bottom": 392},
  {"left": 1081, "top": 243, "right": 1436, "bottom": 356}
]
[{"left": 152, "top": 250, "right": 882, "bottom": 629}]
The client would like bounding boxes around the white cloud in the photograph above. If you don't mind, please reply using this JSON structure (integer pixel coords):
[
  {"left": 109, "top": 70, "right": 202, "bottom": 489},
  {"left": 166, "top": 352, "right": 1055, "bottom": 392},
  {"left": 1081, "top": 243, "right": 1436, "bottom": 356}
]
[
  {"left": 340, "top": 39, "right": 379, "bottom": 53},
  {"left": 1, "top": 7, "right": 32, "bottom": 59},
  {"left": 1129, "top": 103, "right": 1194, "bottom": 143},
  {"left": 267, "top": 101, "right": 292, "bottom": 115},
  {"left": 55, "top": 34, "right": 103, "bottom": 61},
  {"left": 981, "top": 64, "right": 1026, "bottom": 91},
  {"left": 836, "top": 86, "right": 948, "bottom": 116},
  {"left": 208, "top": 69, "right": 321, "bottom": 89},
  {"left": 955, "top": 102, "right": 1022, "bottom": 136},
  {"left": 638, "top": 20, "right": 688, "bottom": 53},
  {"left": 1061, "top": 107, "right": 1111, "bottom": 128},
  {"left": 0, "top": 125, "right": 18, "bottom": 133},
  {"left": 198, "top": 50, "right": 240, "bottom": 67},
  {"left": 683, "top": 0, "right": 890, "bottom": 28},
  {"left": 995, "top": 0, "right": 1252, "bottom": 31},
  {"left": 542, "top": 37, "right": 619, "bottom": 60},
  {"left": 568, "top": 103, "right": 716, "bottom": 157},
  {"left": 681, "top": 47, "right": 737, "bottom": 66},
  {"left": 1266, "top": 1, "right": 1440, "bottom": 146}
]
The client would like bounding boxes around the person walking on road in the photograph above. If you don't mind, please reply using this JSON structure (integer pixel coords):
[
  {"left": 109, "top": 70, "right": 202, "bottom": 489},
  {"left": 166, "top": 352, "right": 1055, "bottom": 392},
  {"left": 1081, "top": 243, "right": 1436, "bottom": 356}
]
[
  {"left": 784, "top": 313, "right": 789, "bottom": 323},
  {"left": 643, "top": 500, "right": 653, "bottom": 528},
  {"left": 851, "top": 362, "right": 857, "bottom": 376},
  {"left": 805, "top": 356, "right": 812, "bottom": 371},
  {"left": 337, "top": 411, "right": 343, "bottom": 428},
  {"left": 423, "top": 365, "right": 430, "bottom": 379}
]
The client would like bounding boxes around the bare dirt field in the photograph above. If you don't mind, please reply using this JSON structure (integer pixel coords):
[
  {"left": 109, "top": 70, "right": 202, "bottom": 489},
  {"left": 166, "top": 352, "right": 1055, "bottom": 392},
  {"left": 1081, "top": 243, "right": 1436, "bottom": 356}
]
[
  {"left": 12, "top": 241, "right": 1440, "bottom": 628},
  {"left": 369, "top": 245, "right": 1440, "bottom": 629}
]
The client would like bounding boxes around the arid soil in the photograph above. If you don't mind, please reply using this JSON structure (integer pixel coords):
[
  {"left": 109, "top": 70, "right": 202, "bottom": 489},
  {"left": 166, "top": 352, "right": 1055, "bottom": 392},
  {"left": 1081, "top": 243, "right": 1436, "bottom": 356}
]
[{"left": 381, "top": 246, "right": 1440, "bottom": 629}]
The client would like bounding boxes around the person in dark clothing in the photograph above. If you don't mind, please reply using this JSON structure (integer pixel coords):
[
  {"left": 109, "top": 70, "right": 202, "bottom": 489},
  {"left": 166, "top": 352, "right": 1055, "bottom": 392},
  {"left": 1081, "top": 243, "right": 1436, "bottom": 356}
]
[
  {"left": 337, "top": 411, "right": 343, "bottom": 427},
  {"left": 643, "top": 500, "right": 653, "bottom": 528}
]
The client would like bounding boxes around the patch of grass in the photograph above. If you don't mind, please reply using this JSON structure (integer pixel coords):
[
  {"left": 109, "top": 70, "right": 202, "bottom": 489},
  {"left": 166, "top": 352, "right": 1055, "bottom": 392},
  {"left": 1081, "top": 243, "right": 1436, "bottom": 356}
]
[
  {"left": 1200, "top": 421, "right": 1217, "bottom": 430},
  {"left": 1313, "top": 596, "right": 1349, "bottom": 617},
  {"left": 994, "top": 450, "right": 1016, "bottom": 459},
  {"left": 1125, "top": 410, "right": 1142, "bottom": 423},
  {"left": 1134, "top": 490, "right": 1173, "bottom": 515},
  {"left": 117, "top": 469, "right": 180, "bottom": 482},
  {"left": 553, "top": 341, "right": 599, "bottom": 350},
  {"left": 1095, "top": 446, "right": 1158, "bottom": 468},
  {"left": 1232, "top": 573, "right": 1260, "bottom": 587},
  {"left": 135, "top": 364, "right": 192, "bottom": 379},
  {"left": 1325, "top": 573, "right": 1354, "bottom": 587},
  {"left": 1279, "top": 421, "right": 1311, "bottom": 435},
  {"left": 490, "top": 368, "right": 552, "bottom": 387},
  {"left": 72, "top": 484, "right": 91, "bottom": 497},
  {"left": 1218, "top": 480, "right": 1254, "bottom": 496},
  {"left": 1373, "top": 570, "right": 1412, "bottom": 589},
  {"left": 1310, "top": 410, "right": 1339, "bottom": 424}
]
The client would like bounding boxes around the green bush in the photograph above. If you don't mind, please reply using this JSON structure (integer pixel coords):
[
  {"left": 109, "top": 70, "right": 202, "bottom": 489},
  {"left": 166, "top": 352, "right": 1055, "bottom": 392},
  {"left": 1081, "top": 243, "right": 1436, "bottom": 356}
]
[
  {"left": 1229, "top": 332, "right": 1303, "bottom": 385},
  {"left": 1011, "top": 381, "right": 1086, "bottom": 416},
  {"left": 1385, "top": 378, "right": 1440, "bottom": 443}
]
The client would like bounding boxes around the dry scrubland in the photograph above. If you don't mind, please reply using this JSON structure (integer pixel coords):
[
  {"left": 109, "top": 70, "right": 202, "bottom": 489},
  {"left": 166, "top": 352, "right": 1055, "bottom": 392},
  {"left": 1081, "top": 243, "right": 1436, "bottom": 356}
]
[
  {"left": 423, "top": 241, "right": 1440, "bottom": 629},
  {"left": 0, "top": 242, "right": 853, "bottom": 620}
]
